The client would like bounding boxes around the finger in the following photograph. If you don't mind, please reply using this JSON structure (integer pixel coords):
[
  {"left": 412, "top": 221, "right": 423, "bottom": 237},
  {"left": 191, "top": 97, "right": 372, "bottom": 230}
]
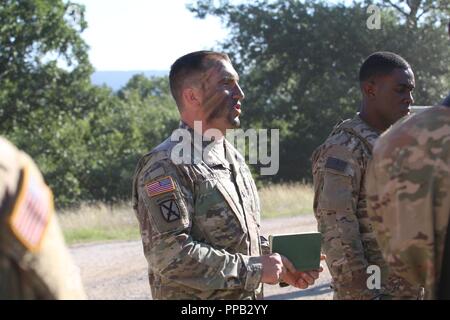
[
  {"left": 280, "top": 271, "right": 295, "bottom": 287},
  {"left": 297, "top": 278, "right": 308, "bottom": 289},
  {"left": 308, "top": 271, "right": 319, "bottom": 280},
  {"left": 280, "top": 255, "right": 297, "bottom": 274},
  {"left": 300, "top": 272, "right": 315, "bottom": 285}
]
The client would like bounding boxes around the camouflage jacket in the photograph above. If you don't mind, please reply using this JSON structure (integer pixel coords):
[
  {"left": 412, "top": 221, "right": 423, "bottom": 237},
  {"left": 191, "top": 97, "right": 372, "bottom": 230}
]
[
  {"left": 367, "top": 106, "right": 450, "bottom": 300},
  {"left": 311, "top": 114, "right": 389, "bottom": 299},
  {"left": 0, "top": 137, "right": 86, "bottom": 299},
  {"left": 132, "top": 122, "right": 267, "bottom": 300}
]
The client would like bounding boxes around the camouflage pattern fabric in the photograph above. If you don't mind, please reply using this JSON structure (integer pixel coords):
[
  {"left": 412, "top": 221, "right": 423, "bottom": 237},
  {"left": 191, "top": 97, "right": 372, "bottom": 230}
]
[
  {"left": 311, "top": 114, "right": 392, "bottom": 299},
  {"left": 0, "top": 137, "right": 86, "bottom": 300},
  {"left": 366, "top": 106, "right": 450, "bottom": 300},
  {"left": 132, "top": 122, "right": 267, "bottom": 300}
]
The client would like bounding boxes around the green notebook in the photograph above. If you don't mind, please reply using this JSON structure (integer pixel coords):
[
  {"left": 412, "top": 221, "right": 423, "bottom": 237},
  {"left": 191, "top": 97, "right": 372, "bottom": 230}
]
[{"left": 269, "top": 232, "right": 322, "bottom": 272}]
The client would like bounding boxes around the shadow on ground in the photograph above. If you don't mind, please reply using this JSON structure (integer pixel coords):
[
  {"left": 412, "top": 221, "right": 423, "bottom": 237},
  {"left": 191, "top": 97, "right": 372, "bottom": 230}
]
[{"left": 265, "top": 283, "right": 332, "bottom": 300}]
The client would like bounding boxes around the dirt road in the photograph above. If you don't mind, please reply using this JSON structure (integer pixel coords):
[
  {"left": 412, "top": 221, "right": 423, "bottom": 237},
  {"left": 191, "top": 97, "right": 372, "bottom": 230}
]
[{"left": 70, "top": 214, "right": 333, "bottom": 300}]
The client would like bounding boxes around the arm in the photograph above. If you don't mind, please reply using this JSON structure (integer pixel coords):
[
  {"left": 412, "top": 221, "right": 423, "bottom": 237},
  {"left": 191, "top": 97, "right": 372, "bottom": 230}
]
[
  {"left": 260, "top": 235, "right": 271, "bottom": 255},
  {"left": 313, "top": 144, "right": 376, "bottom": 299}
]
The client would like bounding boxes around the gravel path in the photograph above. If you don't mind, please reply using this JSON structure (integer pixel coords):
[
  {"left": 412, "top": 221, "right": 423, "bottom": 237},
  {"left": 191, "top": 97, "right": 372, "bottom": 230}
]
[{"left": 70, "top": 214, "right": 333, "bottom": 300}]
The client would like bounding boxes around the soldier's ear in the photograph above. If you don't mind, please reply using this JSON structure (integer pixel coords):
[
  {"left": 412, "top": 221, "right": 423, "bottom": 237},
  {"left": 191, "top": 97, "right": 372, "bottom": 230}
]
[
  {"left": 361, "top": 80, "right": 376, "bottom": 99},
  {"left": 181, "top": 87, "right": 202, "bottom": 109}
]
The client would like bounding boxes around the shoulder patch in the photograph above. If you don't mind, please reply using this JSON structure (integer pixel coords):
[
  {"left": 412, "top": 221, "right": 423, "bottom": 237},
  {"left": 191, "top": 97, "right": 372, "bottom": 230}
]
[
  {"left": 158, "top": 198, "right": 181, "bottom": 222},
  {"left": 8, "top": 165, "right": 53, "bottom": 252},
  {"left": 325, "top": 156, "right": 349, "bottom": 173},
  {"left": 145, "top": 176, "right": 176, "bottom": 198}
]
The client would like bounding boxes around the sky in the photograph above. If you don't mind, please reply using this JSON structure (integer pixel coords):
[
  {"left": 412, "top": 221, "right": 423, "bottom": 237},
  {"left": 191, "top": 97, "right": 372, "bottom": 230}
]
[
  {"left": 73, "top": 0, "right": 354, "bottom": 72},
  {"left": 73, "top": 0, "right": 230, "bottom": 71}
]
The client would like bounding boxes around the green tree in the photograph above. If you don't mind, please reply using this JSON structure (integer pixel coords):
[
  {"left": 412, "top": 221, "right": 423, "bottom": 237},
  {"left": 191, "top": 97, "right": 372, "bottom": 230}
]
[
  {"left": 1, "top": 1, "right": 180, "bottom": 207},
  {"left": 0, "top": 0, "right": 92, "bottom": 133},
  {"left": 189, "top": 0, "right": 450, "bottom": 182}
]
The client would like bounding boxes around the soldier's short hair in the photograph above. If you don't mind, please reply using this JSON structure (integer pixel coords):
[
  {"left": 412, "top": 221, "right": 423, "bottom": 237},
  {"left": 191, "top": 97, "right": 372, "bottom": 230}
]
[
  {"left": 359, "top": 51, "right": 411, "bottom": 83},
  {"left": 169, "top": 51, "right": 230, "bottom": 109}
]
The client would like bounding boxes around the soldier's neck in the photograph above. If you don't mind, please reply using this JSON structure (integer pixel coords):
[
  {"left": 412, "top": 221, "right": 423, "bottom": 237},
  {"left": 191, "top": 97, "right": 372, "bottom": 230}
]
[{"left": 359, "top": 106, "right": 388, "bottom": 133}]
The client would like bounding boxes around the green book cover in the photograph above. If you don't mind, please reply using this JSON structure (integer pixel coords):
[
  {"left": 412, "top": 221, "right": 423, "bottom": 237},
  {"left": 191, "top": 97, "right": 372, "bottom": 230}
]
[{"left": 269, "top": 232, "right": 322, "bottom": 272}]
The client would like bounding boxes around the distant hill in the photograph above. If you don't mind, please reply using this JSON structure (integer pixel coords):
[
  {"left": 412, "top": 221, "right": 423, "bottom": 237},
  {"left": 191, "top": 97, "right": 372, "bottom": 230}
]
[{"left": 91, "top": 70, "right": 169, "bottom": 91}]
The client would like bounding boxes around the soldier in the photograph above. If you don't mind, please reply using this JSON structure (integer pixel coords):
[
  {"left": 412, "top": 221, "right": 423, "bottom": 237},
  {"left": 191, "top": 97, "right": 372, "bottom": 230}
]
[
  {"left": 0, "top": 137, "right": 86, "bottom": 299},
  {"left": 366, "top": 106, "right": 450, "bottom": 299},
  {"left": 132, "top": 51, "right": 322, "bottom": 300},
  {"left": 311, "top": 52, "right": 415, "bottom": 299}
]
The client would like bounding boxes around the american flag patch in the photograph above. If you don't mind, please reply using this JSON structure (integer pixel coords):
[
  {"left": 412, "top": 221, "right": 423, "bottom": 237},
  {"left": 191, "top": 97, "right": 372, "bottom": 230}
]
[
  {"left": 146, "top": 176, "right": 176, "bottom": 197},
  {"left": 8, "top": 166, "right": 53, "bottom": 252}
]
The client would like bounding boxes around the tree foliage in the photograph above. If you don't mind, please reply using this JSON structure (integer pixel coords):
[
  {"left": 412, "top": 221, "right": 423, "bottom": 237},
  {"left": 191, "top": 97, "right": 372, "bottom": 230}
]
[
  {"left": 189, "top": 0, "right": 450, "bottom": 182},
  {"left": 2, "top": 0, "right": 449, "bottom": 206},
  {"left": 1, "top": 1, "right": 179, "bottom": 207}
]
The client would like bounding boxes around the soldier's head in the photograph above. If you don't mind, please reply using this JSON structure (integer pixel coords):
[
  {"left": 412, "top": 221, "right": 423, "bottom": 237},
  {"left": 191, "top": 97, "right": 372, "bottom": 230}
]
[
  {"left": 169, "top": 51, "right": 245, "bottom": 134},
  {"left": 359, "top": 51, "right": 415, "bottom": 131}
]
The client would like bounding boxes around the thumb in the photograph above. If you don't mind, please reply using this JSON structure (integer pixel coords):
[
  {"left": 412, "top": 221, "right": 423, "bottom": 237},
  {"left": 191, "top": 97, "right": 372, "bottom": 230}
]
[{"left": 280, "top": 255, "right": 297, "bottom": 274}]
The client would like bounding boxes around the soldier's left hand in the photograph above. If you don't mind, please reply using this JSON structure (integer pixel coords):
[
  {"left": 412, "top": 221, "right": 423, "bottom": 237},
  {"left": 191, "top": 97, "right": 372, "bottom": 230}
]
[{"left": 280, "top": 254, "right": 326, "bottom": 289}]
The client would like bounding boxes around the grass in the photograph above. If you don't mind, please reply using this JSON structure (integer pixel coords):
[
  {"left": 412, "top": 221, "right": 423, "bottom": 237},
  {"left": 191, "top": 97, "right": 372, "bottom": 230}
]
[
  {"left": 259, "top": 183, "right": 314, "bottom": 219},
  {"left": 60, "top": 183, "right": 314, "bottom": 245},
  {"left": 59, "top": 202, "right": 140, "bottom": 245}
]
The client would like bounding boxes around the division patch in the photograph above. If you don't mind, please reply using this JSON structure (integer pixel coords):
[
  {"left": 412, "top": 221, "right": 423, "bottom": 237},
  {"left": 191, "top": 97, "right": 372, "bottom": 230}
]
[{"left": 159, "top": 199, "right": 181, "bottom": 222}]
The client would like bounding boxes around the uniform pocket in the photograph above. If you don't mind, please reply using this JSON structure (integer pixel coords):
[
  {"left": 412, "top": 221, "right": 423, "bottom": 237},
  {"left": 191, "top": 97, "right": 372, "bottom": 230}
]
[
  {"left": 318, "top": 169, "right": 354, "bottom": 213},
  {"left": 194, "top": 178, "right": 247, "bottom": 250}
]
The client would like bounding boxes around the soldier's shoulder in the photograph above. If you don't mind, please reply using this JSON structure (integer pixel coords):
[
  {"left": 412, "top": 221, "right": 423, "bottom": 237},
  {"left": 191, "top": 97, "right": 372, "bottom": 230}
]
[
  {"left": 0, "top": 137, "right": 30, "bottom": 218},
  {"left": 313, "top": 125, "right": 363, "bottom": 164},
  {"left": 374, "top": 106, "right": 450, "bottom": 164},
  {"left": 133, "top": 136, "right": 185, "bottom": 184},
  {"left": 376, "top": 106, "right": 450, "bottom": 155},
  {"left": 0, "top": 137, "right": 21, "bottom": 171},
  {"left": 140, "top": 137, "right": 177, "bottom": 165}
]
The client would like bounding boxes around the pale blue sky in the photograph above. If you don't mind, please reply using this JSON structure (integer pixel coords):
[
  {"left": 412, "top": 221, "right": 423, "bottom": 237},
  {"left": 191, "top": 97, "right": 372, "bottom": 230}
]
[
  {"left": 74, "top": 0, "right": 355, "bottom": 71},
  {"left": 74, "top": 0, "right": 229, "bottom": 71}
]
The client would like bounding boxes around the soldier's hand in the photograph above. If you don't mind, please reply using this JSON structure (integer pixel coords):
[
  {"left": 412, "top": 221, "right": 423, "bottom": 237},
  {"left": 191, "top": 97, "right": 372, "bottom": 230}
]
[
  {"left": 281, "top": 253, "right": 326, "bottom": 289},
  {"left": 259, "top": 253, "right": 285, "bottom": 285}
]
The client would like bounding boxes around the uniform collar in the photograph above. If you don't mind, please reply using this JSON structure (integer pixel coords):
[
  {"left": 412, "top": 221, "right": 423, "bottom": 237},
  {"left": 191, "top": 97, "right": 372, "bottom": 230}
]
[{"left": 178, "top": 121, "right": 231, "bottom": 169}]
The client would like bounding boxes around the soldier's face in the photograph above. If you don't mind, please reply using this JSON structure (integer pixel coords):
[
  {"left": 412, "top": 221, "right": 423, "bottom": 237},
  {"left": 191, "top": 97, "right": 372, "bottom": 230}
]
[
  {"left": 198, "top": 58, "right": 245, "bottom": 133},
  {"left": 373, "top": 67, "right": 415, "bottom": 126}
]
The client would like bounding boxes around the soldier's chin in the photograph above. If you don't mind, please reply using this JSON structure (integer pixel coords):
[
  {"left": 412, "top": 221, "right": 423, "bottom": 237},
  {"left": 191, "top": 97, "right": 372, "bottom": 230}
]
[{"left": 229, "top": 115, "right": 240, "bottom": 128}]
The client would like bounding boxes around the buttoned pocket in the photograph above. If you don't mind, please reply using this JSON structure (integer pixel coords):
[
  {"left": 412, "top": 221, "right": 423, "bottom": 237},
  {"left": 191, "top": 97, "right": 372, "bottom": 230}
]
[{"left": 194, "top": 177, "right": 247, "bottom": 250}]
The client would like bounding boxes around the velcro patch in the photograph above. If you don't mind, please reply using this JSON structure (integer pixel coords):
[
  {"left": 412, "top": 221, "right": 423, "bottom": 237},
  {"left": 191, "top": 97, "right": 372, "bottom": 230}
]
[
  {"left": 325, "top": 157, "right": 348, "bottom": 173},
  {"left": 159, "top": 199, "right": 181, "bottom": 222},
  {"left": 8, "top": 166, "right": 53, "bottom": 252},
  {"left": 146, "top": 176, "right": 176, "bottom": 197}
]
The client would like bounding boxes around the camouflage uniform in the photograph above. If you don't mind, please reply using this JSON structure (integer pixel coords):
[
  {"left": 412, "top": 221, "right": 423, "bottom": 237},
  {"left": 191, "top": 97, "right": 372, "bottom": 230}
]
[
  {"left": 132, "top": 122, "right": 268, "bottom": 300},
  {"left": 0, "top": 137, "right": 86, "bottom": 299},
  {"left": 311, "top": 114, "right": 390, "bottom": 299},
  {"left": 366, "top": 106, "right": 450, "bottom": 300}
]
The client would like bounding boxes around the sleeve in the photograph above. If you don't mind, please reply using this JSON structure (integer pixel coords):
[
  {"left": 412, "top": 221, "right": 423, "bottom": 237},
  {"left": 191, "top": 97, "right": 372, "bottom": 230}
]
[
  {"left": 0, "top": 153, "right": 86, "bottom": 300},
  {"left": 312, "top": 144, "right": 376, "bottom": 299},
  {"left": 134, "top": 157, "right": 262, "bottom": 292},
  {"left": 260, "top": 235, "right": 271, "bottom": 255},
  {"left": 366, "top": 152, "right": 432, "bottom": 300}
]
